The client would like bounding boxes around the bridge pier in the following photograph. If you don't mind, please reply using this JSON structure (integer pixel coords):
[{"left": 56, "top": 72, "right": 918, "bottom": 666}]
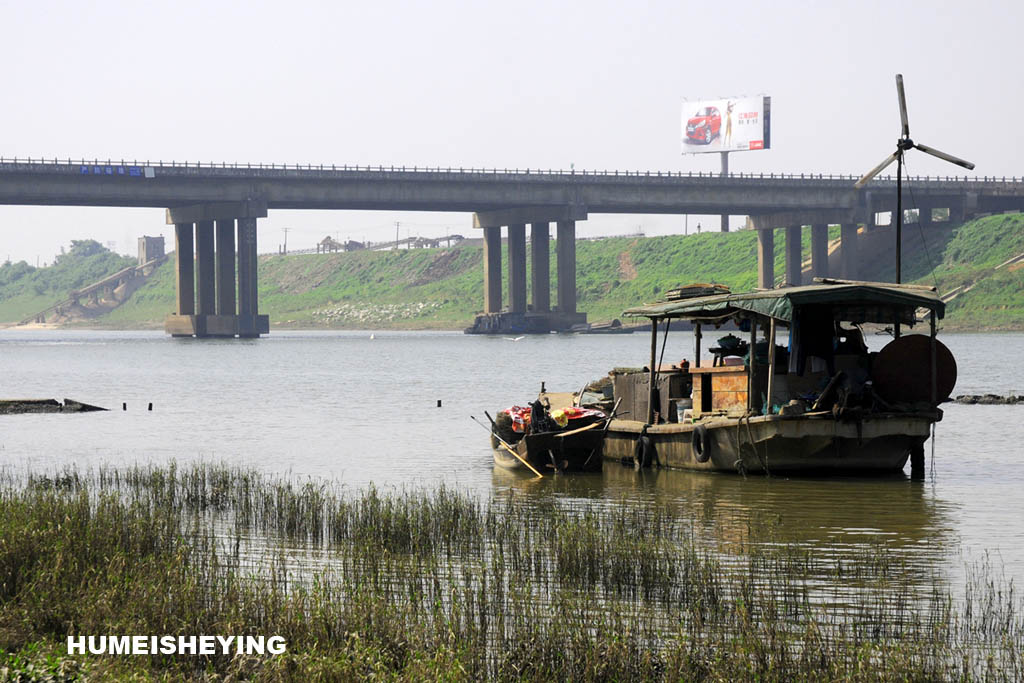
[
  {"left": 556, "top": 220, "right": 577, "bottom": 314},
  {"left": 482, "top": 226, "right": 502, "bottom": 313},
  {"left": 919, "top": 206, "right": 933, "bottom": 229},
  {"left": 530, "top": 222, "right": 550, "bottom": 313},
  {"left": 508, "top": 224, "right": 527, "bottom": 313},
  {"left": 472, "top": 207, "right": 587, "bottom": 332},
  {"left": 174, "top": 223, "right": 195, "bottom": 321},
  {"left": 165, "top": 201, "right": 269, "bottom": 338},
  {"left": 195, "top": 221, "right": 216, "bottom": 318},
  {"left": 811, "top": 224, "right": 829, "bottom": 279},
  {"left": 840, "top": 224, "right": 859, "bottom": 279},
  {"left": 215, "top": 219, "right": 236, "bottom": 317},
  {"left": 757, "top": 228, "right": 774, "bottom": 289},
  {"left": 784, "top": 225, "right": 802, "bottom": 287},
  {"left": 751, "top": 210, "right": 855, "bottom": 290}
]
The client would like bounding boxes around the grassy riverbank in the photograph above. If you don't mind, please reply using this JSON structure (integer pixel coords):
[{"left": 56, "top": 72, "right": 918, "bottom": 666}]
[
  {"left": 3, "top": 214, "right": 1022, "bottom": 331},
  {"left": 1, "top": 464, "right": 1021, "bottom": 680},
  {"left": 0, "top": 240, "right": 135, "bottom": 323}
]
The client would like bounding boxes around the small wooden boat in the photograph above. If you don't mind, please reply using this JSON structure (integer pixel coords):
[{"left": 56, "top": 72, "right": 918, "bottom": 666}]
[{"left": 490, "top": 397, "right": 607, "bottom": 474}]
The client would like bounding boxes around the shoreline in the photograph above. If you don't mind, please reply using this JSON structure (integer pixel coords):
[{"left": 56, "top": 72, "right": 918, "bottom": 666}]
[{"left": 2, "top": 320, "right": 1023, "bottom": 334}]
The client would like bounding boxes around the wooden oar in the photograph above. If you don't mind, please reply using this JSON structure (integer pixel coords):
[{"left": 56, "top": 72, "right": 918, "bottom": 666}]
[
  {"left": 553, "top": 421, "right": 604, "bottom": 438},
  {"left": 471, "top": 415, "right": 544, "bottom": 478},
  {"left": 555, "top": 400, "right": 622, "bottom": 438}
]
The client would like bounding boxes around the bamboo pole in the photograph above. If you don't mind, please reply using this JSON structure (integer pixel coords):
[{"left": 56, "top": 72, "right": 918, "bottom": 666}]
[
  {"left": 748, "top": 317, "right": 757, "bottom": 413},
  {"left": 930, "top": 311, "right": 937, "bottom": 405},
  {"left": 767, "top": 318, "right": 777, "bottom": 415},
  {"left": 495, "top": 435, "right": 544, "bottom": 478},
  {"left": 554, "top": 421, "right": 603, "bottom": 438},
  {"left": 647, "top": 318, "right": 658, "bottom": 424},
  {"left": 472, "top": 415, "right": 543, "bottom": 478}
]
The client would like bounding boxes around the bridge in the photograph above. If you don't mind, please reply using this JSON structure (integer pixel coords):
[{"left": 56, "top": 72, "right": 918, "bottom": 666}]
[{"left": 3, "top": 158, "right": 1023, "bottom": 335}]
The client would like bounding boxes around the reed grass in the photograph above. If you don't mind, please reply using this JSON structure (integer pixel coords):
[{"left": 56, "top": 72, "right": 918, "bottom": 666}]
[{"left": 1, "top": 463, "right": 1022, "bottom": 681}]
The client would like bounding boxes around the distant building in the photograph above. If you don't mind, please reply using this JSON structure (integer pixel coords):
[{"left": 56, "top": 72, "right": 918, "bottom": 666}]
[
  {"left": 137, "top": 235, "right": 165, "bottom": 265},
  {"left": 317, "top": 236, "right": 344, "bottom": 254}
]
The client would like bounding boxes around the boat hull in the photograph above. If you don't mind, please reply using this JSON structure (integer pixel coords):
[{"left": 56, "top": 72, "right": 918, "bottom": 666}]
[
  {"left": 492, "top": 429, "right": 605, "bottom": 473},
  {"left": 604, "top": 412, "right": 939, "bottom": 474}
]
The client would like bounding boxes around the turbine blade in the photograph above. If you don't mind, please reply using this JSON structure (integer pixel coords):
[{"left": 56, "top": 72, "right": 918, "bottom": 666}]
[
  {"left": 914, "top": 143, "right": 976, "bottom": 170},
  {"left": 854, "top": 152, "right": 899, "bottom": 189},
  {"left": 896, "top": 74, "right": 910, "bottom": 138}
]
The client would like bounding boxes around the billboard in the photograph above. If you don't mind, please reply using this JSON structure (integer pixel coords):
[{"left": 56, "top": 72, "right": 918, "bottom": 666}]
[{"left": 681, "top": 95, "right": 771, "bottom": 154}]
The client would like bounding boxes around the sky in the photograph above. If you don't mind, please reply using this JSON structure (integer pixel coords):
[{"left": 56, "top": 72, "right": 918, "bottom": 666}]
[{"left": 0, "top": 0, "right": 1020, "bottom": 264}]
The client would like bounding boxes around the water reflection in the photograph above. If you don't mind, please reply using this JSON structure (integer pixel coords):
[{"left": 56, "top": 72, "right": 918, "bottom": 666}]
[{"left": 493, "top": 462, "right": 960, "bottom": 586}]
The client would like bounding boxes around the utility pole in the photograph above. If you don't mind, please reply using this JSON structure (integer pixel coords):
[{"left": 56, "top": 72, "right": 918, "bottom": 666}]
[
  {"left": 394, "top": 221, "right": 400, "bottom": 249},
  {"left": 281, "top": 227, "right": 291, "bottom": 255},
  {"left": 720, "top": 151, "right": 730, "bottom": 232}
]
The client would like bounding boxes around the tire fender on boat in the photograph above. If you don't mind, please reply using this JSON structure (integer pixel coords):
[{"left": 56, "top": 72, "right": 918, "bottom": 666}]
[
  {"left": 692, "top": 424, "right": 711, "bottom": 463},
  {"left": 633, "top": 426, "right": 654, "bottom": 469}
]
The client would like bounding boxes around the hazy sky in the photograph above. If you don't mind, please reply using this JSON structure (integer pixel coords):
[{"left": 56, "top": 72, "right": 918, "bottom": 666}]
[{"left": 1, "top": 0, "right": 1019, "bottom": 263}]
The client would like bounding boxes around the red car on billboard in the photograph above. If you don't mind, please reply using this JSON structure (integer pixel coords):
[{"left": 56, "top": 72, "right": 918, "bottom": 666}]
[{"left": 685, "top": 106, "right": 721, "bottom": 144}]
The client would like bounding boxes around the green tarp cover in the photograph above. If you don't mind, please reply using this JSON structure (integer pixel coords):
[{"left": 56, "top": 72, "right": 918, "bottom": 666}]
[{"left": 622, "top": 283, "right": 944, "bottom": 323}]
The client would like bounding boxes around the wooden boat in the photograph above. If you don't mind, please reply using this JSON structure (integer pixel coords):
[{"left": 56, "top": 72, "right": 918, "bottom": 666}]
[
  {"left": 604, "top": 279, "right": 955, "bottom": 477},
  {"left": 490, "top": 397, "right": 608, "bottom": 474}
]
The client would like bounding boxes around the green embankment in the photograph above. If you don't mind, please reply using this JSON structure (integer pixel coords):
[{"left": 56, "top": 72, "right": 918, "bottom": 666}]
[
  {"left": 0, "top": 241, "right": 135, "bottom": 323},
  {"left": 3, "top": 215, "right": 1022, "bottom": 330}
]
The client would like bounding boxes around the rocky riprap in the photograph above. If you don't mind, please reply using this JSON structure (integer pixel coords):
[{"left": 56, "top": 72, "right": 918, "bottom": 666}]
[{"left": 952, "top": 394, "right": 1023, "bottom": 405}]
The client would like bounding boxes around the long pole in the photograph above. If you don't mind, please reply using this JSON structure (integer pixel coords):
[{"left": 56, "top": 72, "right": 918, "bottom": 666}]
[
  {"left": 766, "top": 319, "right": 777, "bottom": 415},
  {"left": 747, "top": 318, "right": 757, "bottom": 413},
  {"left": 896, "top": 150, "right": 903, "bottom": 285},
  {"left": 930, "top": 311, "right": 937, "bottom": 405},
  {"left": 471, "top": 415, "right": 543, "bottom": 478},
  {"left": 894, "top": 150, "right": 903, "bottom": 340},
  {"left": 647, "top": 318, "right": 658, "bottom": 424}
]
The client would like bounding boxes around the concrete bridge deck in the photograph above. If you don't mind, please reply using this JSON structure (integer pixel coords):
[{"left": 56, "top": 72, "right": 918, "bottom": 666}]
[
  {"left": 2, "top": 158, "right": 1023, "bottom": 219},
  {"left": 4, "top": 157, "right": 1023, "bottom": 336}
]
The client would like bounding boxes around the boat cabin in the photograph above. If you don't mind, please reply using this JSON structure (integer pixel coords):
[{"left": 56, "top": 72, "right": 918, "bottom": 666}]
[{"left": 622, "top": 278, "right": 952, "bottom": 423}]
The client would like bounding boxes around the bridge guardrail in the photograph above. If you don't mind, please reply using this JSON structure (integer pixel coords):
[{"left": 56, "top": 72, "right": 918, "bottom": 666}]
[{"left": 0, "top": 156, "right": 1020, "bottom": 185}]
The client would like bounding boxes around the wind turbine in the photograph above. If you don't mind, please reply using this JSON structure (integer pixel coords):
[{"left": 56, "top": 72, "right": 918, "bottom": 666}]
[{"left": 854, "top": 74, "right": 975, "bottom": 284}]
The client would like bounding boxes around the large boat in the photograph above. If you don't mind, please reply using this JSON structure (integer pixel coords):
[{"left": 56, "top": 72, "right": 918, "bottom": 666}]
[
  {"left": 603, "top": 279, "right": 955, "bottom": 477},
  {"left": 490, "top": 394, "right": 608, "bottom": 474}
]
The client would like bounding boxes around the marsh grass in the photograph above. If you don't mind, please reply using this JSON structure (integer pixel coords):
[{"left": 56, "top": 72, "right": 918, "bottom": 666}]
[{"left": 2, "top": 463, "right": 1022, "bottom": 681}]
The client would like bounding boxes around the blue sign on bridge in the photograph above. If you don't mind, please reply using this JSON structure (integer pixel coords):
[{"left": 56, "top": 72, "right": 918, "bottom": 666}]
[{"left": 79, "top": 165, "right": 143, "bottom": 177}]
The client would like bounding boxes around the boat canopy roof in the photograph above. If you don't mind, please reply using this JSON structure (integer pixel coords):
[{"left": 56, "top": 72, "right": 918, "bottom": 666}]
[{"left": 622, "top": 279, "right": 944, "bottom": 325}]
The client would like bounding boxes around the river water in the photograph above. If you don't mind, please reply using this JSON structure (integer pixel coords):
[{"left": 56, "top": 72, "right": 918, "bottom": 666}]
[{"left": 1, "top": 328, "right": 1022, "bottom": 590}]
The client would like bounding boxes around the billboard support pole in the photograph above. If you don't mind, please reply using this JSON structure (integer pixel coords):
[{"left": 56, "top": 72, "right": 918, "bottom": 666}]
[{"left": 720, "top": 152, "right": 730, "bottom": 232}]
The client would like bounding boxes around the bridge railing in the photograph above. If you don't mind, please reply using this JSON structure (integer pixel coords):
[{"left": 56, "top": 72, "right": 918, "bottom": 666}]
[{"left": 0, "top": 156, "right": 1019, "bottom": 184}]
